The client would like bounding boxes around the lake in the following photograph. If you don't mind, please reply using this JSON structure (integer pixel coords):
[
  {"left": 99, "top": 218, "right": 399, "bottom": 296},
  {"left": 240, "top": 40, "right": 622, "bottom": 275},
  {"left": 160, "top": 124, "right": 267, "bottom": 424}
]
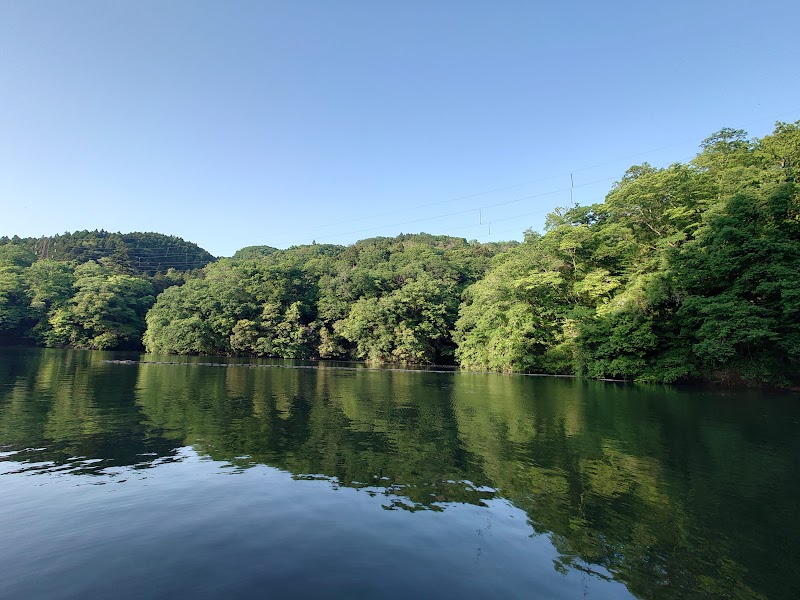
[{"left": 1, "top": 348, "right": 798, "bottom": 599}]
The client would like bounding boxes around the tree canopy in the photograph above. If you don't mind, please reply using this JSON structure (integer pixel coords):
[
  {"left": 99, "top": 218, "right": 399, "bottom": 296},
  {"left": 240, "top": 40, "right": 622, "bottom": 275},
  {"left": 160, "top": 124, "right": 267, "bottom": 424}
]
[{"left": 454, "top": 121, "right": 800, "bottom": 386}]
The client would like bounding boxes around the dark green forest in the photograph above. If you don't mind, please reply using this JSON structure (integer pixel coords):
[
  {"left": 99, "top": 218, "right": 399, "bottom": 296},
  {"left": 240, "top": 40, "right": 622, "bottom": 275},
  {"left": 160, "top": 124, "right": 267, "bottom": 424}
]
[
  {"left": 2, "top": 122, "right": 798, "bottom": 385},
  {"left": 0, "top": 231, "right": 213, "bottom": 349}
]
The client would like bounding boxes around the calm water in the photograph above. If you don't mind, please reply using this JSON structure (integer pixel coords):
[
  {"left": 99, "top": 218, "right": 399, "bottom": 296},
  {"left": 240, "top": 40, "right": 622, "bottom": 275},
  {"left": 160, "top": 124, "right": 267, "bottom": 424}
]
[{"left": 1, "top": 348, "right": 798, "bottom": 599}]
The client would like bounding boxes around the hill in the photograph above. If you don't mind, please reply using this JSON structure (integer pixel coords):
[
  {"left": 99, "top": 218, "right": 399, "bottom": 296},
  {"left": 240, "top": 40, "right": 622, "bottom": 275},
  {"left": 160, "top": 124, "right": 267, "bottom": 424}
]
[{"left": 0, "top": 230, "right": 215, "bottom": 277}]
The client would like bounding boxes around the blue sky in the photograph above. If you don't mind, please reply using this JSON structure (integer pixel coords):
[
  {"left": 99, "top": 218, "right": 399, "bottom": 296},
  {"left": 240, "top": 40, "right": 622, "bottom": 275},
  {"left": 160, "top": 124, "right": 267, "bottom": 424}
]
[{"left": 2, "top": 1, "right": 799, "bottom": 257}]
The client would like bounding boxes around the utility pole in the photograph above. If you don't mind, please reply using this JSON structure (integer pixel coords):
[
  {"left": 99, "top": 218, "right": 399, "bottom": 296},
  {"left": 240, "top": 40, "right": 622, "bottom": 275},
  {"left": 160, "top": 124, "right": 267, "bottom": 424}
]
[{"left": 570, "top": 173, "right": 574, "bottom": 204}]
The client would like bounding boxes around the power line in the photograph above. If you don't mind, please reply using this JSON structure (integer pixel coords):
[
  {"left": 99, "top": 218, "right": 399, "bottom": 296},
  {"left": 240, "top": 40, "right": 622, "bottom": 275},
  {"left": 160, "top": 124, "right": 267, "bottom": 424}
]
[
  {"left": 25, "top": 246, "right": 214, "bottom": 269},
  {"left": 308, "top": 149, "right": 703, "bottom": 246},
  {"left": 254, "top": 107, "right": 800, "bottom": 249},
  {"left": 308, "top": 144, "right": 713, "bottom": 245},
  {"left": 308, "top": 172, "right": 565, "bottom": 231},
  {"left": 307, "top": 106, "right": 800, "bottom": 233},
  {"left": 309, "top": 175, "right": 618, "bottom": 243}
]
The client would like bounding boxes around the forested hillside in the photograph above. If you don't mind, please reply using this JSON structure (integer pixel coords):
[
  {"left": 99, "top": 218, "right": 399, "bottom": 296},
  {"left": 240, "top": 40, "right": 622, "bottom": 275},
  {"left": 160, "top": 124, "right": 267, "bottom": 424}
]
[
  {"left": 2, "top": 122, "right": 798, "bottom": 385},
  {"left": 0, "top": 231, "right": 214, "bottom": 349},
  {"left": 144, "top": 234, "right": 514, "bottom": 363},
  {"left": 0, "top": 230, "right": 215, "bottom": 276}
]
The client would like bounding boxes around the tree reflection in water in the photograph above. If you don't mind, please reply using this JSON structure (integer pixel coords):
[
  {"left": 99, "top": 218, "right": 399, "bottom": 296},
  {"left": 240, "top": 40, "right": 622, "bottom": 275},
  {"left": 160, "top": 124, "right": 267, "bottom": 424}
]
[{"left": 2, "top": 348, "right": 798, "bottom": 599}]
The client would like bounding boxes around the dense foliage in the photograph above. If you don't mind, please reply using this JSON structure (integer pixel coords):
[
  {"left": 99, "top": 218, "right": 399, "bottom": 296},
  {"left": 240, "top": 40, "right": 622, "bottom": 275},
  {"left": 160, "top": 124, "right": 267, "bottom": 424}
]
[
  {"left": 0, "top": 230, "right": 215, "bottom": 277},
  {"left": 144, "top": 234, "right": 511, "bottom": 362},
  {"left": 3, "top": 122, "right": 798, "bottom": 385},
  {"left": 455, "top": 122, "right": 800, "bottom": 385},
  {"left": 0, "top": 232, "right": 210, "bottom": 349}
]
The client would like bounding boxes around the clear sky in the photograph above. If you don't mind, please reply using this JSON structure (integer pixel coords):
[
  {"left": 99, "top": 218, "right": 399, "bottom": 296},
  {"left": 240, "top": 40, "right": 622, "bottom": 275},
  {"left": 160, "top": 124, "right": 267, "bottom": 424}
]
[{"left": 2, "top": 1, "right": 799, "bottom": 257}]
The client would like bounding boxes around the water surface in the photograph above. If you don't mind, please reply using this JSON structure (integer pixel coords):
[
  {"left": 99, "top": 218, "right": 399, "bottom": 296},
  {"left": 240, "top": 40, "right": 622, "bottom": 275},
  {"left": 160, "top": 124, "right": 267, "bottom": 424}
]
[{"left": 1, "top": 348, "right": 798, "bottom": 599}]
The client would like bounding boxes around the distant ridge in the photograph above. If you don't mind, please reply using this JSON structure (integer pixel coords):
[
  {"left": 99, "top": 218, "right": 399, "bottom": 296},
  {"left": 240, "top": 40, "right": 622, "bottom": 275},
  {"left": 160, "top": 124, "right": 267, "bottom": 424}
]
[{"left": 0, "top": 230, "right": 215, "bottom": 276}]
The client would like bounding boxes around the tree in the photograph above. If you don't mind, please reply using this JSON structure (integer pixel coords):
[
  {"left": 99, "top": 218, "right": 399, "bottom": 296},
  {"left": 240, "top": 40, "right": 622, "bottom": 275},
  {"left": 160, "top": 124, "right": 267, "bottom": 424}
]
[
  {"left": 50, "top": 262, "right": 155, "bottom": 349},
  {"left": 672, "top": 185, "right": 800, "bottom": 383},
  {"left": 0, "top": 245, "right": 36, "bottom": 341},
  {"left": 24, "top": 260, "right": 76, "bottom": 345},
  {"left": 339, "top": 275, "right": 456, "bottom": 363},
  {"left": 454, "top": 240, "right": 573, "bottom": 372}
]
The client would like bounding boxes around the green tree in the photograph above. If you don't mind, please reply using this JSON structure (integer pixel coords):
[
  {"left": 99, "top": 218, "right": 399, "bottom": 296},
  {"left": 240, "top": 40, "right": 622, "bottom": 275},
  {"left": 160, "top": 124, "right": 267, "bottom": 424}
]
[
  {"left": 672, "top": 184, "right": 800, "bottom": 384},
  {"left": 0, "top": 245, "right": 36, "bottom": 341},
  {"left": 338, "top": 275, "right": 456, "bottom": 363},
  {"left": 454, "top": 240, "right": 573, "bottom": 372},
  {"left": 24, "top": 260, "right": 76, "bottom": 345},
  {"left": 50, "top": 262, "right": 155, "bottom": 349}
]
